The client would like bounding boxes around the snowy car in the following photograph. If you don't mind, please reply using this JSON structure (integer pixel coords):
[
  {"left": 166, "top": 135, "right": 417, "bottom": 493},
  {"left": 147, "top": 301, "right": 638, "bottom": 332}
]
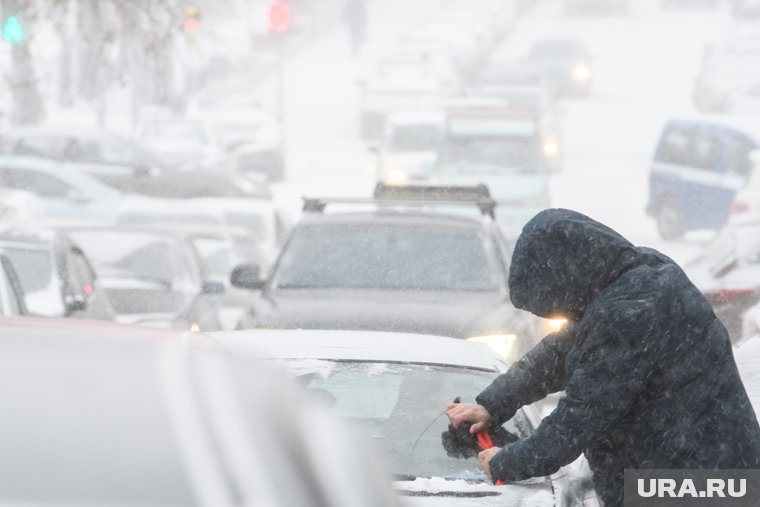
[
  {"left": 373, "top": 111, "right": 445, "bottom": 186},
  {"left": 0, "top": 318, "right": 397, "bottom": 507},
  {"left": 66, "top": 227, "right": 225, "bottom": 331},
  {"left": 0, "top": 227, "right": 115, "bottom": 321},
  {"left": 213, "top": 330, "right": 599, "bottom": 506},
  {"left": 684, "top": 220, "right": 760, "bottom": 343},
  {"left": 230, "top": 185, "right": 545, "bottom": 362},
  {"left": 0, "top": 155, "right": 123, "bottom": 224}
]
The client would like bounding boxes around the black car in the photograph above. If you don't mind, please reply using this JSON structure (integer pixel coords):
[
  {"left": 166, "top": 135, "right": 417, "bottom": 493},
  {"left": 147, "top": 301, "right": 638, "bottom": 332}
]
[
  {"left": 231, "top": 185, "right": 544, "bottom": 361},
  {"left": 0, "top": 227, "right": 115, "bottom": 320}
]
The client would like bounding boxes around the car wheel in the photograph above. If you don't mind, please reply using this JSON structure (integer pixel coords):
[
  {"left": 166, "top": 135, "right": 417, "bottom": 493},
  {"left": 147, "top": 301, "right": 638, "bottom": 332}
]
[{"left": 656, "top": 201, "right": 685, "bottom": 240}]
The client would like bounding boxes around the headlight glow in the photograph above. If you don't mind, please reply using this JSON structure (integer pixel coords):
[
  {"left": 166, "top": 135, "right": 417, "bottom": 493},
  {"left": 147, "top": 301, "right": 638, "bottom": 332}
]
[
  {"left": 467, "top": 334, "right": 517, "bottom": 360},
  {"left": 545, "top": 318, "right": 568, "bottom": 333},
  {"left": 543, "top": 141, "right": 560, "bottom": 158},
  {"left": 572, "top": 64, "right": 591, "bottom": 82},
  {"left": 190, "top": 323, "right": 201, "bottom": 332},
  {"left": 381, "top": 167, "right": 410, "bottom": 186}
]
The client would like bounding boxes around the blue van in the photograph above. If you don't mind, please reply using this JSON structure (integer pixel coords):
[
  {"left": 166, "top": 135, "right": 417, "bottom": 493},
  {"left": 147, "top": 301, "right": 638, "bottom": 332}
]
[{"left": 646, "top": 117, "right": 760, "bottom": 239}]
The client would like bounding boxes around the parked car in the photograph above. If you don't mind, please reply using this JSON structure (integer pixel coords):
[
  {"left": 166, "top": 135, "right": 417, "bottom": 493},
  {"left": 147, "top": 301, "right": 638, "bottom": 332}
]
[
  {"left": 730, "top": 150, "right": 760, "bottom": 218},
  {"left": 116, "top": 195, "right": 283, "bottom": 269},
  {"left": 0, "top": 317, "right": 397, "bottom": 507},
  {"left": 684, "top": 220, "right": 760, "bottom": 342},
  {"left": 134, "top": 119, "right": 230, "bottom": 172},
  {"left": 66, "top": 227, "right": 224, "bottom": 331},
  {"left": 230, "top": 185, "right": 547, "bottom": 362},
  {"left": 646, "top": 116, "right": 760, "bottom": 239},
  {"left": 694, "top": 53, "right": 760, "bottom": 112},
  {"left": 1, "top": 129, "right": 269, "bottom": 200},
  {"left": 526, "top": 38, "right": 593, "bottom": 96},
  {"left": 0, "top": 155, "right": 123, "bottom": 224},
  {"left": 215, "top": 329, "right": 598, "bottom": 506},
  {"left": 0, "top": 227, "right": 115, "bottom": 320}
]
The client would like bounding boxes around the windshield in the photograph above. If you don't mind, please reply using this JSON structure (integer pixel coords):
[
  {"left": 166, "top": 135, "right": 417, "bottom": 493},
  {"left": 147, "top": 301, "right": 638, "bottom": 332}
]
[
  {"left": 446, "top": 136, "right": 540, "bottom": 171},
  {"left": 274, "top": 222, "right": 502, "bottom": 291},
  {"left": 389, "top": 124, "right": 443, "bottom": 152},
  {"left": 277, "top": 360, "right": 529, "bottom": 480},
  {"left": 2, "top": 245, "right": 63, "bottom": 317}
]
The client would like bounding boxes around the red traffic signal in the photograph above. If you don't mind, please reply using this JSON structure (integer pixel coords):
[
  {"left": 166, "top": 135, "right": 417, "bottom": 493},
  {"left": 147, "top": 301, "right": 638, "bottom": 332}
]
[{"left": 269, "top": 1, "right": 291, "bottom": 33}]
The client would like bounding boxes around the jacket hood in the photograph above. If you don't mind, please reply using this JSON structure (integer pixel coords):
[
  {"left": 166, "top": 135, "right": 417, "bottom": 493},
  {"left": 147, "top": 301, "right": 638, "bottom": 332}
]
[{"left": 508, "top": 209, "right": 640, "bottom": 321}]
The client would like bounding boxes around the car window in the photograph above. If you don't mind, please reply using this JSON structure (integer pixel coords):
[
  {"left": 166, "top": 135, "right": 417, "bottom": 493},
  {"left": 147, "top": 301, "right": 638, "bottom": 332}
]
[
  {"left": 2, "top": 245, "right": 64, "bottom": 316},
  {"left": 273, "top": 360, "right": 529, "bottom": 480},
  {"left": 657, "top": 126, "right": 721, "bottom": 171},
  {"left": 724, "top": 136, "right": 756, "bottom": 177},
  {"left": 275, "top": 222, "right": 502, "bottom": 291},
  {"left": 0, "top": 168, "right": 73, "bottom": 198}
]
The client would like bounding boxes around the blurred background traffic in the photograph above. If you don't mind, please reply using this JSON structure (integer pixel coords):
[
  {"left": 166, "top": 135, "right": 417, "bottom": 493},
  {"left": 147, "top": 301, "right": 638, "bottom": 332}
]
[{"left": 2, "top": 0, "right": 760, "bottom": 504}]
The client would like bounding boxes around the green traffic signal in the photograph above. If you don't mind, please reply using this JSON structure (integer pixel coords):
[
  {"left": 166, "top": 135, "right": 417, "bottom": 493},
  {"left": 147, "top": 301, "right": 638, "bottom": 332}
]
[{"left": 3, "top": 15, "right": 24, "bottom": 44}]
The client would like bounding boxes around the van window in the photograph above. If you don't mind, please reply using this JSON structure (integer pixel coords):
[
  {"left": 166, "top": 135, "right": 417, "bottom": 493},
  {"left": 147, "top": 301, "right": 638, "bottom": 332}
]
[
  {"left": 657, "top": 126, "right": 720, "bottom": 171},
  {"left": 724, "top": 137, "right": 756, "bottom": 178}
]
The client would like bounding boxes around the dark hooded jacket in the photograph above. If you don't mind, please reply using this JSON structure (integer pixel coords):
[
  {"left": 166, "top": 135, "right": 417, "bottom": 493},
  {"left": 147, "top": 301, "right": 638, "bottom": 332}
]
[{"left": 476, "top": 209, "right": 760, "bottom": 506}]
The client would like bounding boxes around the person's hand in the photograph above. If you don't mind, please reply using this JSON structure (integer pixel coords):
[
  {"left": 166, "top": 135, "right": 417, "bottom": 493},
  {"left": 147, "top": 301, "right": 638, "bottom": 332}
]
[
  {"left": 478, "top": 447, "right": 501, "bottom": 482},
  {"left": 445, "top": 402, "right": 491, "bottom": 434}
]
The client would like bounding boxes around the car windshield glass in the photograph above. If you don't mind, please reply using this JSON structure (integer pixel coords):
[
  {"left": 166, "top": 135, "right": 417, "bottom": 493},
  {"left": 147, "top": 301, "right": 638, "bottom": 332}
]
[
  {"left": 389, "top": 125, "right": 442, "bottom": 151},
  {"left": 69, "top": 231, "right": 176, "bottom": 285},
  {"left": 446, "top": 136, "right": 540, "bottom": 172},
  {"left": 0, "top": 343, "right": 197, "bottom": 506},
  {"left": 2, "top": 245, "right": 63, "bottom": 317},
  {"left": 274, "top": 223, "right": 502, "bottom": 290},
  {"left": 276, "top": 360, "right": 528, "bottom": 480}
]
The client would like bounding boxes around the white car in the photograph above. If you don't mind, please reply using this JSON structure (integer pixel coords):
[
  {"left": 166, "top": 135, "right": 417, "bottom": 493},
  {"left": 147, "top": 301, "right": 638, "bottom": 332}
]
[
  {"left": 374, "top": 111, "right": 445, "bottom": 185},
  {"left": 134, "top": 119, "right": 229, "bottom": 172},
  {"left": 213, "top": 330, "right": 599, "bottom": 506},
  {"left": 0, "top": 318, "right": 397, "bottom": 507},
  {"left": 0, "top": 156, "right": 123, "bottom": 224},
  {"left": 116, "top": 195, "right": 282, "bottom": 269}
]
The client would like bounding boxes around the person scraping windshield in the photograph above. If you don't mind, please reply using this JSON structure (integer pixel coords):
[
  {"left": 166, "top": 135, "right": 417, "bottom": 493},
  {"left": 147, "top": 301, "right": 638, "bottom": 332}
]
[{"left": 446, "top": 208, "right": 760, "bottom": 507}]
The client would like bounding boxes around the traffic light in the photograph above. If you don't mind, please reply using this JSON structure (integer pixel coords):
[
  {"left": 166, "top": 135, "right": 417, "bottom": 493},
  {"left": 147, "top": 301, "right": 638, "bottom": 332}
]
[
  {"left": 2, "top": 0, "right": 24, "bottom": 45},
  {"left": 183, "top": 4, "right": 201, "bottom": 33},
  {"left": 268, "top": 1, "right": 291, "bottom": 34}
]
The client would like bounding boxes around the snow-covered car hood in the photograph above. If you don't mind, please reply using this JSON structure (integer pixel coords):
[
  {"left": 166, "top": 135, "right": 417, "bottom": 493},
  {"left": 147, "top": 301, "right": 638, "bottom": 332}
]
[
  {"left": 394, "top": 477, "right": 555, "bottom": 506},
  {"left": 244, "top": 288, "right": 522, "bottom": 339}
]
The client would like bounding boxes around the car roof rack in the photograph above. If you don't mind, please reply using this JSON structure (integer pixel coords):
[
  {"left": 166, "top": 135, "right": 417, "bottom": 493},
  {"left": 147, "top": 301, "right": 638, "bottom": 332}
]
[{"left": 302, "top": 183, "right": 497, "bottom": 218}]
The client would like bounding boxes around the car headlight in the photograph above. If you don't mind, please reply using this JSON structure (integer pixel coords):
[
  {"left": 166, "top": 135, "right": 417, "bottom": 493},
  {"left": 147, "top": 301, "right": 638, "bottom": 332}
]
[
  {"left": 380, "top": 167, "right": 410, "bottom": 186},
  {"left": 543, "top": 140, "right": 560, "bottom": 158},
  {"left": 543, "top": 318, "right": 568, "bottom": 334},
  {"left": 572, "top": 64, "right": 591, "bottom": 83},
  {"left": 467, "top": 334, "right": 517, "bottom": 360}
]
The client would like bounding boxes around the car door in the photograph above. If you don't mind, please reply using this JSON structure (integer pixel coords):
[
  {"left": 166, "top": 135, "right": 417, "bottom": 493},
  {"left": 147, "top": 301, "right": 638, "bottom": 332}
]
[{"left": 65, "top": 246, "right": 116, "bottom": 321}]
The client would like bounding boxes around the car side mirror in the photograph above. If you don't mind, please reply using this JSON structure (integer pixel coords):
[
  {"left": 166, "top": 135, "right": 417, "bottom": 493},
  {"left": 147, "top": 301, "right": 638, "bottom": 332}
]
[
  {"left": 230, "top": 263, "right": 265, "bottom": 290},
  {"left": 202, "top": 280, "right": 226, "bottom": 295},
  {"left": 64, "top": 293, "right": 88, "bottom": 316}
]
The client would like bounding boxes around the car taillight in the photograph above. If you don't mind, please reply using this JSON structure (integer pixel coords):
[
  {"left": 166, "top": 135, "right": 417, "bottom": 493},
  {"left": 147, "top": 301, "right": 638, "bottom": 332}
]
[
  {"left": 731, "top": 201, "right": 749, "bottom": 214},
  {"left": 704, "top": 288, "right": 757, "bottom": 306}
]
